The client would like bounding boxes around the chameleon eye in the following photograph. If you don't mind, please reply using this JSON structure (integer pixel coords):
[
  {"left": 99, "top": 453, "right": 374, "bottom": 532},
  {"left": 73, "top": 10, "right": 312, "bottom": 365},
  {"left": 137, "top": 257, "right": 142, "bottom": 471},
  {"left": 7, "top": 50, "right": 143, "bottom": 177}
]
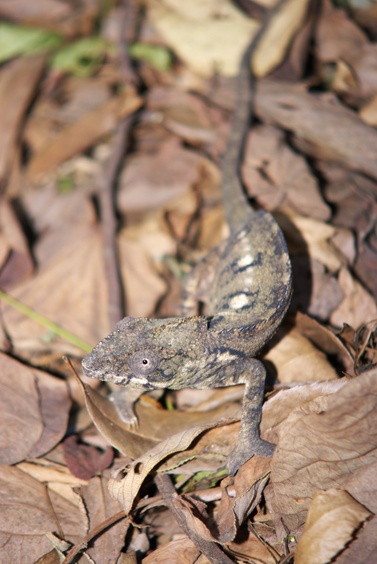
[{"left": 129, "top": 350, "right": 159, "bottom": 375}]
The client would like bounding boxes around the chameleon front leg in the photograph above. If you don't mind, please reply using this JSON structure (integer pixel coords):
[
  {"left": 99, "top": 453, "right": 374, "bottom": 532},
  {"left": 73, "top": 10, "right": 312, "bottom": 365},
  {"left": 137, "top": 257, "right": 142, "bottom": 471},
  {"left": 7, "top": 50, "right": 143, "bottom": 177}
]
[
  {"left": 109, "top": 387, "right": 144, "bottom": 429},
  {"left": 226, "top": 359, "right": 275, "bottom": 475}
]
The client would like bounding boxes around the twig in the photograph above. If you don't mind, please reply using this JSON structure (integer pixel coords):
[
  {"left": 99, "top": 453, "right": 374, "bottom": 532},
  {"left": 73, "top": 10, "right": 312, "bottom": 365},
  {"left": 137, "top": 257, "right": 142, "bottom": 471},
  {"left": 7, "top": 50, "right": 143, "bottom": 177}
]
[
  {"left": 62, "top": 510, "right": 129, "bottom": 564},
  {"left": 154, "top": 473, "right": 233, "bottom": 564}
]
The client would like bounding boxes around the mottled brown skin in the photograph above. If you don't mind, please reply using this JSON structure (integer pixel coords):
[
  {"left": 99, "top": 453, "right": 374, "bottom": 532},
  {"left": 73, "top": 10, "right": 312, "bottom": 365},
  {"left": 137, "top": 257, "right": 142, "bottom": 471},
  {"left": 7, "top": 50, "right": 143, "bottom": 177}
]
[{"left": 82, "top": 28, "right": 292, "bottom": 475}]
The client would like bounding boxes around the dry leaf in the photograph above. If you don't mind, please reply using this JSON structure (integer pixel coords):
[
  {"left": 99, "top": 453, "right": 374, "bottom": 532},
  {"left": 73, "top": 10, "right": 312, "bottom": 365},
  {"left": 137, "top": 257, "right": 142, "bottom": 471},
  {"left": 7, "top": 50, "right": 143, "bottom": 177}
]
[
  {"left": 146, "top": 0, "right": 258, "bottom": 77},
  {"left": 108, "top": 422, "right": 228, "bottom": 513},
  {"left": 143, "top": 537, "right": 200, "bottom": 564},
  {"left": 333, "top": 516, "right": 377, "bottom": 564},
  {"left": 265, "top": 327, "right": 338, "bottom": 384},
  {"left": 0, "top": 55, "right": 46, "bottom": 184},
  {"left": 0, "top": 466, "right": 87, "bottom": 562},
  {"left": 118, "top": 138, "right": 208, "bottom": 213},
  {"left": 0, "top": 223, "right": 110, "bottom": 356},
  {"left": 330, "top": 267, "right": 377, "bottom": 329},
  {"left": 0, "top": 353, "right": 70, "bottom": 464},
  {"left": 256, "top": 79, "right": 377, "bottom": 180},
  {"left": 243, "top": 125, "right": 330, "bottom": 220},
  {"left": 27, "top": 92, "right": 142, "bottom": 182},
  {"left": 295, "top": 489, "right": 371, "bottom": 564},
  {"left": 266, "top": 368, "right": 377, "bottom": 531},
  {"left": 82, "top": 476, "right": 130, "bottom": 562}
]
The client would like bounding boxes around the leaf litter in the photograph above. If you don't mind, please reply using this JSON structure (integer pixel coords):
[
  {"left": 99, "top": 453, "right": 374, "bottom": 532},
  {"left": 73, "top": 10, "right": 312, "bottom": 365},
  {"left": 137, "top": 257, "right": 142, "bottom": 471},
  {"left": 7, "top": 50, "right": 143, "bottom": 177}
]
[{"left": 0, "top": 0, "right": 376, "bottom": 562}]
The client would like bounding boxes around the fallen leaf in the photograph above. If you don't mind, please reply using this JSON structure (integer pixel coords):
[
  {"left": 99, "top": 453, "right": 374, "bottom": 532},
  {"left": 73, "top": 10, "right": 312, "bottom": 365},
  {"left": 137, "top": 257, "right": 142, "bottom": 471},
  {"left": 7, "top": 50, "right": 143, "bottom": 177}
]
[
  {"left": 109, "top": 422, "right": 230, "bottom": 514},
  {"left": 0, "top": 223, "right": 110, "bottom": 356},
  {"left": 0, "top": 353, "right": 70, "bottom": 464},
  {"left": 330, "top": 267, "right": 377, "bottom": 329},
  {"left": 295, "top": 489, "right": 371, "bottom": 564},
  {"left": 63, "top": 435, "right": 113, "bottom": 480},
  {"left": 27, "top": 91, "right": 142, "bottom": 182},
  {"left": 143, "top": 536, "right": 200, "bottom": 564},
  {"left": 81, "top": 475, "right": 130, "bottom": 562},
  {"left": 266, "top": 368, "right": 377, "bottom": 531},
  {"left": 255, "top": 79, "right": 377, "bottom": 180},
  {"left": 0, "top": 465, "right": 87, "bottom": 562},
  {"left": 265, "top": 327, "right": 338, "bottom": 384},
  {"left": 0, "top": 54, "right": 46, "bottom": 184},
  {"left": 333, "top": 516, "right": 377, "bottom": 564},
  {"left": 243, "top": 125, "right": 331, "bottom": 220}
]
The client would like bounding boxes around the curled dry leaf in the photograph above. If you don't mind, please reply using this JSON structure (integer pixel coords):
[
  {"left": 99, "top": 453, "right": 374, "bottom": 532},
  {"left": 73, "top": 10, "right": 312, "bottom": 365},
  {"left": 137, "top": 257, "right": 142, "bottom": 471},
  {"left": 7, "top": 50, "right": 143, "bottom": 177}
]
[
  {"left": 108, "top": 422, "right": 230, "bottom": 514},
  {"left": 214, "top": 456, "right": 271, "bottom": 543},
  {"left": 80, "top": 370, "right": 239, "bottom": 463},
  {"left": 0, "top": 353, "right": 70, "bottom": 464},
  {"left": 265, "top": 368, "right": 377, "bottom": 532},
  {"left": 295, "top": 489, "right": 371, "bottom": 564}
]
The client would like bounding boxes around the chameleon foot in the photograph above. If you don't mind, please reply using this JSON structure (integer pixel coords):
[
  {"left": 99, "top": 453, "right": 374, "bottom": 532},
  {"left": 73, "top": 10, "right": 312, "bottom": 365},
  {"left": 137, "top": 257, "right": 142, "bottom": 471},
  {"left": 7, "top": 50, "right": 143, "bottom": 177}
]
[
  {"left": 227, "top": 439, "right": 275, "bottom": 476},
  {"left": 109, "top": 391, "right": 139, "bottom": 430}
]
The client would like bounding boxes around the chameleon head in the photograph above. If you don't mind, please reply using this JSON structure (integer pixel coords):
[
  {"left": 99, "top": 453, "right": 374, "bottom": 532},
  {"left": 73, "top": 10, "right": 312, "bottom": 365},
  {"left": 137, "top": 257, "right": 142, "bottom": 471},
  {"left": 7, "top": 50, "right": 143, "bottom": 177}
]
[{"left": 81, "top": 315, "right": 208, "bottom": 390}]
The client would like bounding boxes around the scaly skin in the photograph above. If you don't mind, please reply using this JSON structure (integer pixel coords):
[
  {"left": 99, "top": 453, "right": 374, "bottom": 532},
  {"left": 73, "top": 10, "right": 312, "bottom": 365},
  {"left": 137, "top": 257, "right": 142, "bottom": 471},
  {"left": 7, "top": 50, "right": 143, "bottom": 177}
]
[{"left": 82, "top": 8, "right": 292, "bottom": 475}]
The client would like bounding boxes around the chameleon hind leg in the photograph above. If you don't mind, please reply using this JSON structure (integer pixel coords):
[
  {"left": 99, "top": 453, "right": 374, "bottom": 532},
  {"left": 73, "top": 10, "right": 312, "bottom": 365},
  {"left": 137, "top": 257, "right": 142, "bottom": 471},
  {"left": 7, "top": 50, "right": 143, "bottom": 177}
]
[{"left": 226, "top": 358, "right": 275, "bottom": 475}]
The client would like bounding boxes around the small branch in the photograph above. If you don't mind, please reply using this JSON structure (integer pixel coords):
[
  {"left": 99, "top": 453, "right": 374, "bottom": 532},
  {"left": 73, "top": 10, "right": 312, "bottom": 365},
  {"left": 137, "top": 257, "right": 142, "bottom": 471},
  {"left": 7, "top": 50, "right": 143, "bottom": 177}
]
[
  {"left": 62, "top": 510, "right": 129, "bottom": 564},
  {"left": 154, "top": 473, "right": 233, "bottom": 564}
]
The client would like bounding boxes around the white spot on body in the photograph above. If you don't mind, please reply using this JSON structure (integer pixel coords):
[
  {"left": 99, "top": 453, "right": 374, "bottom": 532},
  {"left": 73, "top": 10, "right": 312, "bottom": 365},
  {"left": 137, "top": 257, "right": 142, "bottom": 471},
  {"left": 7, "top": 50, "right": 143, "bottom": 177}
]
[
  {"left": 237, "top": 254, "right": 254, "bottom": 267},
  {"left": 229, "top": 293, "right": 250, "bottom": 310},
  {"left": 217, "top": 351, "right": 240, "bottom": 363}
]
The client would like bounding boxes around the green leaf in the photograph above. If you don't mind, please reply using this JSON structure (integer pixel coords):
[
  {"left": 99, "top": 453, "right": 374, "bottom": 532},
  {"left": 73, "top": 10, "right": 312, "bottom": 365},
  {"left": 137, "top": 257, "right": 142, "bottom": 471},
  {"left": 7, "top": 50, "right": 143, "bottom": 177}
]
[
  {"left": 130, "top": 42, "right": 173, "bottom": 71},
  {"left": 0, "top": 23, "right": 62, "bottom": 63},
  {"left": 51, "top": 37, "right": 110, "bottom": 77}
]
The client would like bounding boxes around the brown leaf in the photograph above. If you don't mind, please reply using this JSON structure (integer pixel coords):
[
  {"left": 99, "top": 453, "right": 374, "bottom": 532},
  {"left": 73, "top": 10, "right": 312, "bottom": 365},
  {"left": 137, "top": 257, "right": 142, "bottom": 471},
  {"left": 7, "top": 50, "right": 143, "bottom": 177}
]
[
  {"left": 0, "top": 353, "right": 70, "bottom": 464},
  {"left": 333, "top": 515, "right": 377, "bottom": 564},
  {"left": 118, "top": 138, "right": 207, "bottom": 213},
  {"left": 0, "top": 465, "right": 87, "bottom": 562},
  {"left": 63, "top": 435, "right": 113, "bottom": 480},
  {"left": 0, "top": 0, "right": 98, "bottom": 37},
  {"left": 108, "top": 422, "right": 230, "bottom": 514},
  {"left": 265, "top": 327, "right": 338, "bottom": 384},
  {"left": 0, "top": 223, "right": 110, "bottom": 356},
  {"left": 82, "top": 476, "right": 130, "bottom": 562},
  {"left": 242, "top": 125, "right": 330, "bottom": 220},
  {"left": 330, "top": 267, "right": 377, "bottom": 329},
  {"left": 266, "top": 368, "right": 377, "bottom": 531},
  {"left": 255, "top": 79, "right": 377, "bottom": 180},
  {"left": 295, "top": 489, "right": 371, "bottom": 564},
  {"left": 143, "top": 537, "right": 200, "bottom": 564},
  {"left": 215, "top": 457, "right": 271, "bottom": 543},
  {"left": 0, "top": 55, "right": 46, "bottom": 185},
  {"left": 27, "top": 92, "right": 142, "bottom": 183}
]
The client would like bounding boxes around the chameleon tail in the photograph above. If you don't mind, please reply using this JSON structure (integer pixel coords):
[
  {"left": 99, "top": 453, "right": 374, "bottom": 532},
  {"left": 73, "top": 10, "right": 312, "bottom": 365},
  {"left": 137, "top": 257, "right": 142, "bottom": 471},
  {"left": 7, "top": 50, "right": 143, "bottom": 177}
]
[{"left": 221, "top": 0, "right": 288, "bottom": 234}]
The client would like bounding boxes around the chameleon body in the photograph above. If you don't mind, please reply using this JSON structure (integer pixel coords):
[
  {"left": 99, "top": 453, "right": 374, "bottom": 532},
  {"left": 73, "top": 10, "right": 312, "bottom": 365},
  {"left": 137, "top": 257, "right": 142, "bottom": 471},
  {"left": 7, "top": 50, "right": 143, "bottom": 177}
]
[{"left": 82, "top": 27, "right": 292, "bottom": 475}]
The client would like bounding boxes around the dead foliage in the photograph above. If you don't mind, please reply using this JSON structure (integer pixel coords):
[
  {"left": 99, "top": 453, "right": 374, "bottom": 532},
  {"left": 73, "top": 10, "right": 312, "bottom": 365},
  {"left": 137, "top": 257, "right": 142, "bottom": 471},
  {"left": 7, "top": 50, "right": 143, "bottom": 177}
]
[{"left": 0, "top": 0, "right": 376, "bottom": 562}]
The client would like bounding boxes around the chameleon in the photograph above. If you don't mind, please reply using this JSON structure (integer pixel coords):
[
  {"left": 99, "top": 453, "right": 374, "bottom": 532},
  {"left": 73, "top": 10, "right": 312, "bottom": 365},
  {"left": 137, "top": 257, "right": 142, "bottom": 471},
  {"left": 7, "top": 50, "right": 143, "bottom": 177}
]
[{"left": 82, "top": 12, "right": 292, "bottom": 475}]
